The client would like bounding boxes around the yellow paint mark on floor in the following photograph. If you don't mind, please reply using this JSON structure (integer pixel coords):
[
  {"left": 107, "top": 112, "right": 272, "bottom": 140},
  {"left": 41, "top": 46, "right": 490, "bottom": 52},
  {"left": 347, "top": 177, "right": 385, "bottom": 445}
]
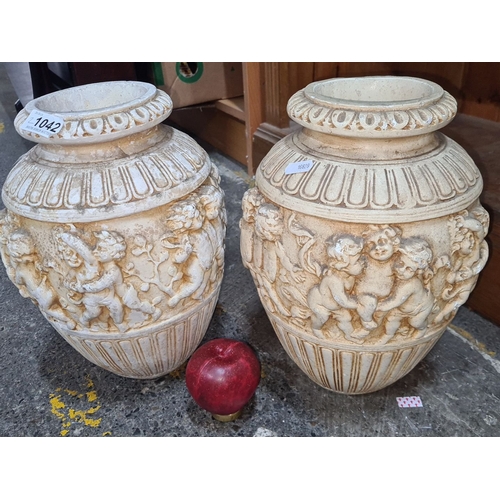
[
  {"left": 49, "top": 375, "right": 112, "bottom": 436},
  {"left": 0, "top": 122, "right": 4, "bottom": 134},
  {"left": 448, "top": 324, "right": 496, "bottom": 357},
  {"left": 49, "top": 395, "right": 66, "bottom": 419}
]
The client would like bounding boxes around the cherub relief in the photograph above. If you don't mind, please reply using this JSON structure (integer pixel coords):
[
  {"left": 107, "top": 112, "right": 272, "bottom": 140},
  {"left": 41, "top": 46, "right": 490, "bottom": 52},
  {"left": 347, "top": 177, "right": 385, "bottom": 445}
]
[
  {"left": 305, "top": 226, "right": 438, "bottom": 344},
  {"left": 54, "top": 227, "right": 160, "bottom": 331},
  {"left": 240, "top": 193, "right": 489, "bottom": 345},
  {"left": 6, "top": 228, "right": 76, "bottom": 329},
  {"left": 241, "top": 196, "right": 310, "bottom": 324},
  {"left": 0, "top": 210, "right": 22, "bottom": 277},
  {"left": 54, "top": 229, "right": 128, "bottom": 330},
  {"left": 353, "top": 225, "right": 403, "bottom": 330},
  {"left": 66, "top": 230, "right": 128, "bottom": 330},
  {"left": 197, "top": 185, "right": 226, "bottom": 284},
  {"left": 161, "top": 198, "right": 216, "bottom": 307},
  {"left": 307, "top": 235, "right": 366, "bottom": 342},
  {"left": 252, "top": 203, "right": 305, "bottom": 318},
  {"left": 126, "top": 189, "right": 224, "bottom": 310},
  {"left": 240, "top": 187, "right": 264, "bottom": 268},
  {"left": 435, "top": 210, "right": 489, "bottom": 323},
  {"left": 377, "top": 238, "right": 435, "bottom": 344}
]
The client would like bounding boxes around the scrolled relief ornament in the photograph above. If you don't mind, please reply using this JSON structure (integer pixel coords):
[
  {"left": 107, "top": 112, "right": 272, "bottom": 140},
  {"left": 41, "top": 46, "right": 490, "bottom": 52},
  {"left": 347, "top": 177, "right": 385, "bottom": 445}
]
[
  {"left": 240, "top": 76, "right": 489, "bottom": 394},
  {"left": 1, "top": 81, "right": 226, "bottom": 379}
]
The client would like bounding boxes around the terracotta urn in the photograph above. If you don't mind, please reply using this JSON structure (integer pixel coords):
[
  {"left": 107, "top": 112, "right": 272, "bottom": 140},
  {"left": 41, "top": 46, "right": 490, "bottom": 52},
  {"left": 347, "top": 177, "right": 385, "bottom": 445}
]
[
  {"left": 0, "top": 81, "right": 226, "bottom": 379},
  {"left": 240, "top": 76, "right": 489, "bottom": 394}
]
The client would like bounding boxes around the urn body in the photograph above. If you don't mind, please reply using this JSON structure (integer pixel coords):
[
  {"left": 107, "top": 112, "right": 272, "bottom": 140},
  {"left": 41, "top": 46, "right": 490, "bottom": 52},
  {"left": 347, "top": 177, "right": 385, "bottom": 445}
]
[{"left": 240, "top": 76, "right": 489, "bottom": 394}]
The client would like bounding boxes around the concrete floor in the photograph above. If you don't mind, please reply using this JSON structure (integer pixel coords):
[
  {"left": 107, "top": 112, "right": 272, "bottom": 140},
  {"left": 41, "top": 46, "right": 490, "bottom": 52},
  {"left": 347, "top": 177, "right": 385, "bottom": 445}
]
[{"left": 0, "top": 62, "right": 499, "bottom": 437}]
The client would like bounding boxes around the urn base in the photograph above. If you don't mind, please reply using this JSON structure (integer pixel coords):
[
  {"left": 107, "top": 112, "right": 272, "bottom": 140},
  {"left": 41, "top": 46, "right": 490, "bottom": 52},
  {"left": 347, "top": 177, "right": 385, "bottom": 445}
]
[
  {"left": 52, "top": 289, "right": 220, "bottom": 379},
  {"left": 269, "top": 310, "right": 444, "bottom": 394}
]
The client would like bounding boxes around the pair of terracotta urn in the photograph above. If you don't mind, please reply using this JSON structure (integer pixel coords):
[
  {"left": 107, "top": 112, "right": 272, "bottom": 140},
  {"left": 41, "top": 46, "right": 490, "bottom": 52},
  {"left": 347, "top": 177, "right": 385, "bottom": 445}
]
[{"left": 0, "top": 75, "right": 489, "bottom": 395}]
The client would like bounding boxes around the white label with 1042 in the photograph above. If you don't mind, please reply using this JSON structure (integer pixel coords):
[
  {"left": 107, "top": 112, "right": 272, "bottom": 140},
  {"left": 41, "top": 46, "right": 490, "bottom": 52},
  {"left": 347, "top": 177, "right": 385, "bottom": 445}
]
[{"left": 20, "top": 110, "right": 64, "bottom": 138}]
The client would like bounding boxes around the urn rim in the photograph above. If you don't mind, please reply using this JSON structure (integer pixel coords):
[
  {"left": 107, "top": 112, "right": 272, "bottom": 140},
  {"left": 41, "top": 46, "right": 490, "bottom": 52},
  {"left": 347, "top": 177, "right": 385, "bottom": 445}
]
[
  {"left": 14, "top": 81, "right": 173, "bottom": 145},
  {"left": 287, "top": 75, "right": 457, "bottom": 138},
  {"left": 306, "top": 76, "right": 443, "bottom": 110}
]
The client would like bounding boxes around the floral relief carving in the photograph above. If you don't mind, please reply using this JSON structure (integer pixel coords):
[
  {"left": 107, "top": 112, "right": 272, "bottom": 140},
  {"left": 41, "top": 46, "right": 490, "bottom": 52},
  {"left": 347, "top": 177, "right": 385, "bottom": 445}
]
[{"left": 241, "top": 190, "right": 489, "bottom": 347}]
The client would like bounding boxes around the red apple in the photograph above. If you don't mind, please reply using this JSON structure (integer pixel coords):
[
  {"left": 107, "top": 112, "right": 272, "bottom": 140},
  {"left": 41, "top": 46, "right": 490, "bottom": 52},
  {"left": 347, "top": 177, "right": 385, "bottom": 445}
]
[{"left": 185, "top": 338, "right": 261, "bottom": 421}]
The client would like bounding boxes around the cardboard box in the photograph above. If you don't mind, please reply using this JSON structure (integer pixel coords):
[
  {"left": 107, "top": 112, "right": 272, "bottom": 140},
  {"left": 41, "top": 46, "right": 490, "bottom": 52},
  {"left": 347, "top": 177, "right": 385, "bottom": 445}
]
[{"left": 152, "top": 62, "right": 243, "bottom": 108}]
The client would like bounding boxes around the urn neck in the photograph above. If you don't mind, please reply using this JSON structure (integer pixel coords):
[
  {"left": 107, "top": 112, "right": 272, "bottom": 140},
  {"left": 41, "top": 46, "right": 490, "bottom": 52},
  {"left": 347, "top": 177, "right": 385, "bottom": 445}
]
[
  {"left": 31, "top": 125, "right": 169, "bottom": 164},
  {"left": 298, "top": 128, "right": 441, "bottom": 161}
]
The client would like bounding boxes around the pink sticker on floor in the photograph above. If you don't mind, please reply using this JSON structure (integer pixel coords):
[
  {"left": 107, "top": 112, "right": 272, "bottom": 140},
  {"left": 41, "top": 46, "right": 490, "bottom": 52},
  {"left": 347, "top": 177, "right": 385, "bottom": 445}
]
[{"left": 397, "top": 396, "right": 423, "bottom": 408}]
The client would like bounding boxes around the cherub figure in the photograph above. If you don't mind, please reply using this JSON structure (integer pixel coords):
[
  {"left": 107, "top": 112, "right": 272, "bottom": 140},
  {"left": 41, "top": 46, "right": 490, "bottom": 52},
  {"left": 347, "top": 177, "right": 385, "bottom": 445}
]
[
  {"left": 54, "top": 227, "right": 98, "bottom": 280},
  {"left": 162, "top": 199, "right": 215, "bottom": 307},
  {"left": 377, "top": 238, "right": 435, "bottom": 344},
  {"left": 57, "top": 228, "right": 161, "bottom": 330},
  {"left": 198, "top": 184, "right": 226, "bottom": 227},
  {"left": 93, "top": 231, "right": 162, "bottom": 323},
  {"left": 307, "top": 235, "right": 367, "bottom": 342},
  {"left": 435, "top": 211, "right": 489, "bottom": 323},
  {"left": 63, "top": 230, "right": 128, "bottom": 331},
  {"left": 354, "top": 225, "right": 402, "bottom": 329},
  {"left": 0, "top": 210, "right": 23, "bottom": 274},
  {"left": 252, "top": 203, "right": 304, "bottom": 318},
  {"left": 7, "top": 229, "right": 75, "bottom": 329},
  {"left": 197, "top": 185, "right": 226, "bottom": 283},
  {"left": 239, "top": 187, "right": 264, "bottom": 268}
]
